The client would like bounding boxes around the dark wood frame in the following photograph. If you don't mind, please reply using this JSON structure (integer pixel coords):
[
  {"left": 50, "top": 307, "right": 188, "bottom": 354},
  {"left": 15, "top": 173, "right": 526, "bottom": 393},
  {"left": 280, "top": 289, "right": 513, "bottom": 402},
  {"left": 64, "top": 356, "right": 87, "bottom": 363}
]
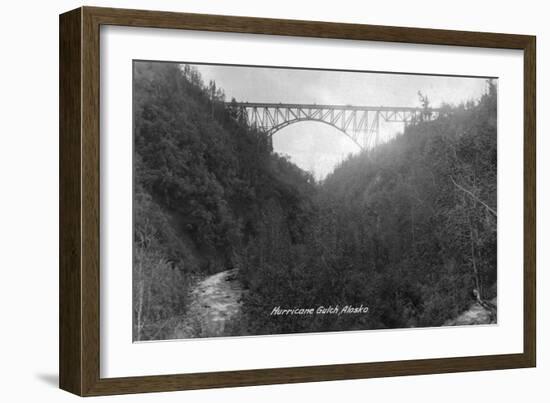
[{"left": 59, "top": 6, "right": 536, "bottom": 396}]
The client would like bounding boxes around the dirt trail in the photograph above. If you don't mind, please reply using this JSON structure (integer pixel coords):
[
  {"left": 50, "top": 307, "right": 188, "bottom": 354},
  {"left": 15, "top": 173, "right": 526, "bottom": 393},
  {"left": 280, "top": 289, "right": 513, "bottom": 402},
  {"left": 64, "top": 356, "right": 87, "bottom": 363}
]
[{"left": 173, "top": 269, "right": 243, "bottom": 338}]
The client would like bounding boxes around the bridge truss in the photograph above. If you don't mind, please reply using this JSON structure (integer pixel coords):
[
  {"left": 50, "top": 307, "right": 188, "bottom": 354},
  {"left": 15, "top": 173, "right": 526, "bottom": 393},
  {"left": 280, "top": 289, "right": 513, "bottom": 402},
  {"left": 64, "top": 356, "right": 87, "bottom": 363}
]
[{"left": 226, "top": 102, "right": 439, "bottom": 150}]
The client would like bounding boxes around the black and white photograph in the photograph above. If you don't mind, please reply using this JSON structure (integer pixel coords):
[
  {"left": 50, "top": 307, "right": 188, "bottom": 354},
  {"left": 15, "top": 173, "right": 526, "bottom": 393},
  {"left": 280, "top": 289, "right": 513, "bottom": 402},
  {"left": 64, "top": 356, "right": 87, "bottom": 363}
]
[
  {"left": 1, "top": 0, "right": 544, "bottom": 399},
  {"left": 132, "top": 60, "right": 498, "bottom": 342}
]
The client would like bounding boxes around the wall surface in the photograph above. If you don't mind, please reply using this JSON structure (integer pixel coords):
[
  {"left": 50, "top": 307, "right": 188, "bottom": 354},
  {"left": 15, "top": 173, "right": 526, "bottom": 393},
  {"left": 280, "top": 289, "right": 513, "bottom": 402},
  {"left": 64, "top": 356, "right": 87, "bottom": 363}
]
[{"left": 0, "top": 0, "right": 546, "bottom": 401}]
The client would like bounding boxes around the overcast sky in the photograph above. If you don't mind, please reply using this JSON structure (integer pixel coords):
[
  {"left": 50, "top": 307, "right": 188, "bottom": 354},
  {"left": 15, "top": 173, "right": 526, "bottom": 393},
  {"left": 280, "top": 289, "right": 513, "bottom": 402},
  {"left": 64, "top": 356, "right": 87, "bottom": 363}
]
[{"left": 193, "top": 63, "right": 490, "bottom": 180}]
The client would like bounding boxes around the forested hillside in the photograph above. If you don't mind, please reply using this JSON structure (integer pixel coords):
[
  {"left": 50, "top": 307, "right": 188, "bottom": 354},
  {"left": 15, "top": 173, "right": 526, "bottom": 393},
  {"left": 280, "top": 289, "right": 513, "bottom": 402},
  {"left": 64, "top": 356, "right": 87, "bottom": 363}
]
[
  {"left": 240, "top": 82, "right": 497, "bottom": 334},
  {"left": 133, "top": 61, "right": 497, "bottom": 340},
  {"left": 133, "top": 62, "right": 314, "bottom": 340}
]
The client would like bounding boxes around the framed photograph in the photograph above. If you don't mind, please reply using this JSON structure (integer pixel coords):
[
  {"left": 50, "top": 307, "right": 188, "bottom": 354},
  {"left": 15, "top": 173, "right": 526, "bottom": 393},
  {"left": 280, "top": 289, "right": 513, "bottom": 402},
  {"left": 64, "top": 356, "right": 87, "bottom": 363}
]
[{"left": 59, "top": 6, "right": 536, "bottom": 396}]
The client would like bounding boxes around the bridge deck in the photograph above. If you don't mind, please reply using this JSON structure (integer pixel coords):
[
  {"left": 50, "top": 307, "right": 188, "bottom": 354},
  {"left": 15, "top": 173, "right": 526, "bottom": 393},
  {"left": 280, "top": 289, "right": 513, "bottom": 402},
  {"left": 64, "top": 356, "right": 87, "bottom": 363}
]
[
  {"left": 224, "top": 101, "right": 440, "bottom": 150},
  {"left": 225, "top": 102, "right": 440, "bottom": 112}
]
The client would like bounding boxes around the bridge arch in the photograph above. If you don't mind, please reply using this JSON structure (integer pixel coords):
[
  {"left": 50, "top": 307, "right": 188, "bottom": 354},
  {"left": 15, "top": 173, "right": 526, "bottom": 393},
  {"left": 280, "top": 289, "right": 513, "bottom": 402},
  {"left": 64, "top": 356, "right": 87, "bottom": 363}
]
[
  {"left": 267, "top": 118, "right": 364, "bottom": 149},
  {"left": 226, "top": 102, "right": 439, "bottom": 150}
]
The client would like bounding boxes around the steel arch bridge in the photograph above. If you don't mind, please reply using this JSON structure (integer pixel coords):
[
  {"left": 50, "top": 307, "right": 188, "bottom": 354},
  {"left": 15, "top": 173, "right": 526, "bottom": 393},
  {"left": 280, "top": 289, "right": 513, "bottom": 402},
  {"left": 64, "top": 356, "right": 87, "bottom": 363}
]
[{"left": 226, "top": 102, "right": 440, "bottom": 150}]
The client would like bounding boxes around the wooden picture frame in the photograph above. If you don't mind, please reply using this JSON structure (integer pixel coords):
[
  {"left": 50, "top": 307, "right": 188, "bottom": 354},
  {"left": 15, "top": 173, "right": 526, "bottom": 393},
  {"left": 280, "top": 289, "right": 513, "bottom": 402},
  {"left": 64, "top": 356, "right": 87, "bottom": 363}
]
[{"left": 59, "top": 6, "right": 536, "bottom": 396}]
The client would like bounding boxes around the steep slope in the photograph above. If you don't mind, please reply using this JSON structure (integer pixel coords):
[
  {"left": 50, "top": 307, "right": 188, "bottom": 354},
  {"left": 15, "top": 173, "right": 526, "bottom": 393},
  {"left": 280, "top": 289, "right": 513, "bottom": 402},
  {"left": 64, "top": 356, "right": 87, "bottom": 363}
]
[{"left": 132, "top": 62, "right": 314, "bottom": 340}]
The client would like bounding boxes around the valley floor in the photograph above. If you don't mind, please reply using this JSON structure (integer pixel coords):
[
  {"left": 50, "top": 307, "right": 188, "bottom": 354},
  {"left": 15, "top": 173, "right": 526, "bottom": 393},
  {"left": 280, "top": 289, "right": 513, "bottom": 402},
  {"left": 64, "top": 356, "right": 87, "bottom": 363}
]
[{"left": 173, "top": 269, "right": 244, "bottom": 338}]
